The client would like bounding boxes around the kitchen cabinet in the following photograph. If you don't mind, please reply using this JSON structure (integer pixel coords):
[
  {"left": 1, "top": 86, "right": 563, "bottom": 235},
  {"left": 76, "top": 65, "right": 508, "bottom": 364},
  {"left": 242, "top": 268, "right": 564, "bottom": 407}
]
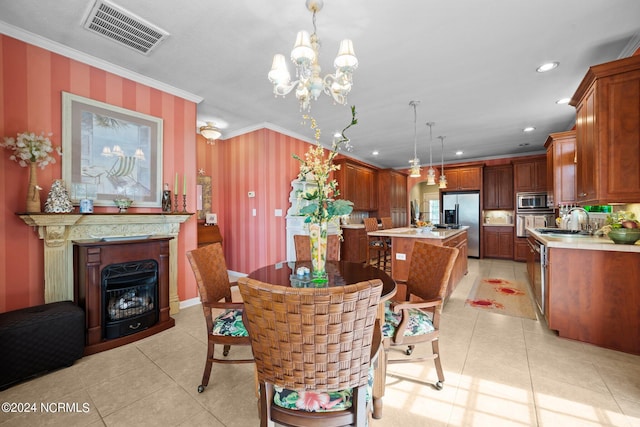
[
  {"left": 513, "top": 237, "right": 529, "bottom": 262},
  {"left": 483, "top": 226, "right": 514, "bottom": 259},
  {"left": 340, "top": 227, "right": 367, "bottom": 263},
  {"left": 443, "top": 166, "right": 482, "bottom": 191},
  {"left": 570, "top": 54, "right": 640, "bottom": 205},
  {"left": 483, "top": 165, "right": 513, "bottom": 209},
  {"left": 389, "top": 229, "right": 468, "bottom": 300},
  {"left": 335, "top": 159, "right": 377, "bottom": 211},
  {"left": 377, "top": 169, "right": 408, "bottom": 227},
  {"left": 513, "top": 156, "right": 546, "bottom": 193},
  {"left": 546, "top": 246, "right": 640, "bottom": 355},
  {"left": 544, "top": 130, "right": 576, "bottom": 208}
]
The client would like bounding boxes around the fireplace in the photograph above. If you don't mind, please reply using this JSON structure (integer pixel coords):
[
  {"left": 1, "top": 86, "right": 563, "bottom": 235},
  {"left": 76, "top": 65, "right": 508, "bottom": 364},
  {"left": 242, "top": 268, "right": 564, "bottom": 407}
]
[
  {"left": 102, "top": 260, "right": 159, "bottom": 339},
  {"left": 74, "top": 237, "right": 175, "bottom": 355}
]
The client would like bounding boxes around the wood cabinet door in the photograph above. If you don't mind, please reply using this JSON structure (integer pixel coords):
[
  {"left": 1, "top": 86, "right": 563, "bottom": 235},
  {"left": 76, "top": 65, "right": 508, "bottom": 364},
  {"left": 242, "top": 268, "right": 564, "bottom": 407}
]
[
  {"left": 483, "top": 168, "right": 499, "bottom": 209},
  {"left": 575, "top": 88, "right": 597, "bottom": 203},
  {"left": 484, "top": 227, "right": 513, "bottom": 259},
  {"left": 514, "top": 158, "right": 546, "bottom": 193},
  {"left": 555, "top": 133, "right": 577, "bottom": 205},
  {"left": 514, "top": 238, "right": 529, "bottom": 262},
  {"left": 459, "top": 168, "right": 481, "bottom": 190}
]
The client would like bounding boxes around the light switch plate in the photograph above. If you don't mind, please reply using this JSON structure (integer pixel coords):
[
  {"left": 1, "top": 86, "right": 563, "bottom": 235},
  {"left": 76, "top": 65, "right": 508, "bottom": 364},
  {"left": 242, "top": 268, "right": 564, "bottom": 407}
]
[
  {"left": 248, "top": 191, "right": 255, "bottom": 198},
  {"left": 275, "top": 209, "right": 282, "bottom": 217},
  {"left": 395, "top": 253, "right": 406, "bottom": 260}
]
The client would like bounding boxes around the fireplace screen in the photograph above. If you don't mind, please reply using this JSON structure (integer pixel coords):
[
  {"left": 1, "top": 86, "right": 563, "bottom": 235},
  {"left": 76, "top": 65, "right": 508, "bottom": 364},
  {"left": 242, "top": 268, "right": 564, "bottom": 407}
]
[{"left": 101, "top": 260, "right": 159, "bottom": 339}]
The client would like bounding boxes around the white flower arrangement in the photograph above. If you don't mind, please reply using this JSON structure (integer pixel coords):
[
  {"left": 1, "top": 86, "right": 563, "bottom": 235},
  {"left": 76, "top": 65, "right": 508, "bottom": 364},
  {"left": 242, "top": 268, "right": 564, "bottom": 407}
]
[{"left": 1, "top": 131, "right": 61, "bottom": 169}]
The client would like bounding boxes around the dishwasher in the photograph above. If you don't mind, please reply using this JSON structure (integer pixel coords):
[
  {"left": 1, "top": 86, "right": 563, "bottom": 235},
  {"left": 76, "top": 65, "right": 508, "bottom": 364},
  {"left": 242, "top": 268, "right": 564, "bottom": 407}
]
[{"left": 527, "top": 235, "right": 547, "bottom": 314}]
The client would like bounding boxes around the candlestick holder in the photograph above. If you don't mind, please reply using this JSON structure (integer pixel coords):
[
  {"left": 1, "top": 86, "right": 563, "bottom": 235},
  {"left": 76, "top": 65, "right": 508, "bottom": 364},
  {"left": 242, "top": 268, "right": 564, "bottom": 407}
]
[
  {"left": 182, "top": 195, "right": 187, "bottom": 212},
  {"left": 173, "top": 194, "right": 179, "bottom": 213}
]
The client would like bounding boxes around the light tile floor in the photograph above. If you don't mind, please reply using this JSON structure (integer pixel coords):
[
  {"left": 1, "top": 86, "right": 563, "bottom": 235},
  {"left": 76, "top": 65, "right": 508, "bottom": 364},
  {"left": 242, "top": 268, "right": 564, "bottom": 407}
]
[{"left": 1, "top": 258, "right": 639, "bottom": 426}]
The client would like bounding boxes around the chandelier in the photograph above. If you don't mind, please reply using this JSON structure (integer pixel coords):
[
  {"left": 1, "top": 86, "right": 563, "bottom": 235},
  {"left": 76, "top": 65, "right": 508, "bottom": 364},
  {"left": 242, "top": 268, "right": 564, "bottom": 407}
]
[
  {"left": 199, "top": 122, "right": 221, "bottom": 144},
  {"left": 408, "top": 101, "right": 421, "bottom": 178},
  {"left": 438, "top": 136, "right": 447, "bottom": 189},
  {"left": 268, "top": 0, "right": 358, "bottom": 112},
  {"left": 425, "top": 122, "right": 436, "bottom": 185}
]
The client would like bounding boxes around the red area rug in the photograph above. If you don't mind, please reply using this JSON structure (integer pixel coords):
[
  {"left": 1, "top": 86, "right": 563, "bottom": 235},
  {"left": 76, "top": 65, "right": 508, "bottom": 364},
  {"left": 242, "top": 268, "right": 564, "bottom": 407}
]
[{"left": 465, "top": 278, "right": 537, "bottom": 320}]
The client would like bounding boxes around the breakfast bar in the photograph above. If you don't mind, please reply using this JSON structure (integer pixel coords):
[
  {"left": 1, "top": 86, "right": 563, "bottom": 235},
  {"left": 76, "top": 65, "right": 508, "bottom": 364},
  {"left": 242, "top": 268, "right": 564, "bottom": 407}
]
[
  {"left": 527, "top": 228, "right": 640, "bottom": 355},
  {"left": 368, "top": 227, "right": 469, "bottom": 298}
]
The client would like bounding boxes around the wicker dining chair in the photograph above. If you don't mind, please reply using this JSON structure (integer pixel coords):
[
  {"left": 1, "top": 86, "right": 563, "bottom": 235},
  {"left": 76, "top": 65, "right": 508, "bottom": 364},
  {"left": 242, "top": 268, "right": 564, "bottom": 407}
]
[
  {"left": 383, "top": 241, "right": 459, "bottom": 390},
  {"left": 186, "top": 243, "right": 253, "bottom": 393},
  {"left": 238, "top": 277, "right": 383, "bottom": 427},
  {"left": 293, "top": 234, "right": 341, "bottom": 261},
  {"left": 364, "top": 218, "right": 390, "bottom": 272}
]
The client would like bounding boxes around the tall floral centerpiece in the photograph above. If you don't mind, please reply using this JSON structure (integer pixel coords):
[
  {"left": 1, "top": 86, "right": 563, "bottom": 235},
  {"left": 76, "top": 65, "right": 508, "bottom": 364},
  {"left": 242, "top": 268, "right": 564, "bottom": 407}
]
[
  {"left": 1, "top": 131, "right": 61, "bottom": 212},
  {"left": 293, "top": 106, "right": 358, "bottom": 279}
]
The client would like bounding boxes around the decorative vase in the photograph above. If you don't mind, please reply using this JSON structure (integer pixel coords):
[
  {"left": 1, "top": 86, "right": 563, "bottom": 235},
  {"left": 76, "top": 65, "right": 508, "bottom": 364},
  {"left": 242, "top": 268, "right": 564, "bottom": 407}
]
[
  {"left": 309, "top": 221, "right": 328, "bottom": 279},
  {"left": 26, "top": 162, "right": 41, "bottom": 213}
]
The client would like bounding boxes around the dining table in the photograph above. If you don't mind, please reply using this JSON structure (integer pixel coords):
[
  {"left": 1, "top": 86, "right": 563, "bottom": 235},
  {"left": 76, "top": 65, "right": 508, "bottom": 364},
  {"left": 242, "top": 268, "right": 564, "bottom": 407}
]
[{"left": 248, "top": 260, "right": 397, "bottom": 419}]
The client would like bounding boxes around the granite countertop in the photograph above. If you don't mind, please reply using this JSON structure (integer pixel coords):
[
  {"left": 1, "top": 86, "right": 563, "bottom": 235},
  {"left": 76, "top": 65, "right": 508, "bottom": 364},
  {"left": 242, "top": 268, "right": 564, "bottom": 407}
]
[
  {"left": 340, "top": 224, "right": 366, "bottom": 229},
  {"left": 483, "top": 223, "right": 514, "bottom": 227},
  {"left": 527, "top": 228, "right": 640, "bottom": 253},
  {"left": 368, "top": 226, "right": 469, "bottom": 240}
]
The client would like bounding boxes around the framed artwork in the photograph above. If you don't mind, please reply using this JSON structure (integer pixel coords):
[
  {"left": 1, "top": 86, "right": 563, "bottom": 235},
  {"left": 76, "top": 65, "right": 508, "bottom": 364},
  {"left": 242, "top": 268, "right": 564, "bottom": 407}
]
[
  {"left": 197, "top": 175, "right": 212, "bottom": 220},
  {"left": 61, "top": 92, "right": 163, "bottom": 207}
]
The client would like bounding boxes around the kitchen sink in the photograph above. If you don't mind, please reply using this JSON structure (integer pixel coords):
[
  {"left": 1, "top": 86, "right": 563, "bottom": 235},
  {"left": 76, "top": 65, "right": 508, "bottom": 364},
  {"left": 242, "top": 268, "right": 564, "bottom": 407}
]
[{"left": 535, "top": 228, "right": 592, "bottom": 237}]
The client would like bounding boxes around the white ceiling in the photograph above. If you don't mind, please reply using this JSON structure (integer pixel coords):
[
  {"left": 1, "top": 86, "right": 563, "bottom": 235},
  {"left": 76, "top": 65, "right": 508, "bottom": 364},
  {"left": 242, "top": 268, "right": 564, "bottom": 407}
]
[{"left": 1, "top": 0, "right": 639, "bottom": 169}]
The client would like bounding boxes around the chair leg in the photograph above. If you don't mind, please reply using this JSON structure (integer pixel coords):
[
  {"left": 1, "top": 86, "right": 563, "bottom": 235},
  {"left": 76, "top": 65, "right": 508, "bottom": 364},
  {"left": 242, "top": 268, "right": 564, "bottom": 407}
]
[
  {"left": 432, "top": 339, "right": 444, "bottom": 390},
  {"left": 198, "top": 342, "right": 214, "bottom": 392}
]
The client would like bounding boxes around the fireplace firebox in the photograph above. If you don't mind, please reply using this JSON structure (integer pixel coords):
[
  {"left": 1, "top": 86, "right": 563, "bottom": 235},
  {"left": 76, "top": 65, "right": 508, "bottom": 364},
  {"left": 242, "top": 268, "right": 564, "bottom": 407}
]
[
  {"left": 102, "top": 260, "right": 159, "bottom": 339},
  {"left": 74, "top": 237, "right": 175, "bottom": 355}
]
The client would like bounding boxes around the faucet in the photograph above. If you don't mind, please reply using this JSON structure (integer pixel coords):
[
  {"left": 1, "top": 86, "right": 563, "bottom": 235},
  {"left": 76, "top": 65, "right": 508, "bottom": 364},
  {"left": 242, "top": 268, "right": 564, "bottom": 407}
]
[{"left": 567, "top": 207, "right": 590, "bottom": 232}]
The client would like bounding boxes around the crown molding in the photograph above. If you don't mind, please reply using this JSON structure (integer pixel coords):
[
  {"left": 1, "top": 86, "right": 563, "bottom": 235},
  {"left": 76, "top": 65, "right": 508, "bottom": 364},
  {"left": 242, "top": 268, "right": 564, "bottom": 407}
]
[{"left": 0, "top": 20, "right": 203, "bottom": 104}]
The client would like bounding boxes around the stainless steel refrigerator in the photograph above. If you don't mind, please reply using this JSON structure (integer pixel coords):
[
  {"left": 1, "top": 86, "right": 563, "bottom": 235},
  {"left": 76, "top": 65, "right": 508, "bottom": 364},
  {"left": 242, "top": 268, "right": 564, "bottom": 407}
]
[{"left": 443, "top": 192, "right": 480, "bottom": 257}]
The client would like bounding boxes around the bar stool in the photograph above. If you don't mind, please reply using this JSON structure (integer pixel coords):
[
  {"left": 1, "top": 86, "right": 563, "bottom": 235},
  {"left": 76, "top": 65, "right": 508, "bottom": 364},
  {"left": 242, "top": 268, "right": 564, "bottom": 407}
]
[{"left": 364, "top": 218, "right": 391, "bottom": 272}]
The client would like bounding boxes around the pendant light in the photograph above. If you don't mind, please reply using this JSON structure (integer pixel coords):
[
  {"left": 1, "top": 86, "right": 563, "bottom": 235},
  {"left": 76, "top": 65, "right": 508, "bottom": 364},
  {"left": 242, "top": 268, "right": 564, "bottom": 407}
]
[
  {"left": 438, "top": 136, "right": 447, "bottom": 189},
  {"left": 425, "top": 122, "right": 436, "bottom": 185},
  {"left": 408, "top": 100, "right": 421, "bottom": 178}
]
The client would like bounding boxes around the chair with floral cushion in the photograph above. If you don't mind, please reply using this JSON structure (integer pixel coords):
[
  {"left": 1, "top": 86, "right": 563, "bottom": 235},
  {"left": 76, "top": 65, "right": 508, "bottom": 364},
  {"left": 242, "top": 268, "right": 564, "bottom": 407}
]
[
  {"left": 383, "top": 241, "right": 459, "bottom": 390},
  {"left": 238, "top": 276, "right": 382, "bottom": 427},
  {"left": 293, "top": 234, "right": 341, "bottom": 261},
  {"left": 186, "top": 242, "right": 253, "bottom": 393}
]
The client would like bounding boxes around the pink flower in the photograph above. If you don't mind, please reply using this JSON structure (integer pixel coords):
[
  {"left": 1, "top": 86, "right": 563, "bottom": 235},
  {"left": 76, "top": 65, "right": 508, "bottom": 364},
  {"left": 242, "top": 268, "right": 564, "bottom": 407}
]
[{"left": 295, "top": 391, "right": 330, "bottom": 411}]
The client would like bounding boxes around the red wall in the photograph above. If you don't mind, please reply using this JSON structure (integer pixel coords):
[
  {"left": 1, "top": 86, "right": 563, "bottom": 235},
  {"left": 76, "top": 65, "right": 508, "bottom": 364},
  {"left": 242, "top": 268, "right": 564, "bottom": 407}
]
[
  {"left": 0, "top": 35, "right": 198, "bottom": 312},
  {"left": 198, "top": 129, "right": 314, "bottom": 274}
]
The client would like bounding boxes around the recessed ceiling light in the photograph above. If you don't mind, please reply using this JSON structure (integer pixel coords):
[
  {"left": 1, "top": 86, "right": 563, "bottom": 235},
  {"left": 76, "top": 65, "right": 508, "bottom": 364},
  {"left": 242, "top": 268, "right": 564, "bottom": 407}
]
[
  {"left": 372, "top": 151, "right": 379, "bottom": 156},
  {"left": 536, "top": 62, "right": 559, "bottom": 72},
  {"left": 455, "top": 151, "right": 463, "bottom": 156},
  {"left": 556, "top": 97, "right": 571, "bottom": 104},
  {"left": 523, "top": 126, "right": 535, "bottom": 132},
  {"left": 519, "top": 143, "right": 530, "bottom": 147}
]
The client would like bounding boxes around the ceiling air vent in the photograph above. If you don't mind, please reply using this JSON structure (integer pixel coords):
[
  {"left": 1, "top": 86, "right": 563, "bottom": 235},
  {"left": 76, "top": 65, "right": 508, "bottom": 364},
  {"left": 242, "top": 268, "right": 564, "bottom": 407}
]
[{"left": 83, "top": 0, "right": 169, "bottom": 55}]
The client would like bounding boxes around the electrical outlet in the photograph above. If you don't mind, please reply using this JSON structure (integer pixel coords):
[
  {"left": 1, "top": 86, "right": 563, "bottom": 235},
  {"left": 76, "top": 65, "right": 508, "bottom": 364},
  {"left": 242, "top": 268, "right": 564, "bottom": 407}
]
[
  {"left": 275, "top": 209, "right": 282, "bottom": 217},
  {"left": 252, "top": 208, "right": 256, "bottom": 216},
  {"left": 248, "top": 191, "right": 255, "bottom": 198}
]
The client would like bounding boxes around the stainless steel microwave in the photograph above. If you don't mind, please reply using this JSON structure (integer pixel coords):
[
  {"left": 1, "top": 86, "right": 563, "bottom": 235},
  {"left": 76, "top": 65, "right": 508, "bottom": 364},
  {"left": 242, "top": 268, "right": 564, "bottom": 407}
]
[{"left": 516, "top": 192, "right": 549, "bottom": 211}]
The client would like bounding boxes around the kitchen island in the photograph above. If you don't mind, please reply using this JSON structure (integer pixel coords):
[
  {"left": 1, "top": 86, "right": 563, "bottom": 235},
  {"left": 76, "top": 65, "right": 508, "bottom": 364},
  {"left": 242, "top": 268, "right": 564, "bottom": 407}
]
[
  {"left": 528, "top": 228, "right": 640, "bottom": 355},
  {"left": 368, "top": 227, "right": 469, "bottom": 299}
]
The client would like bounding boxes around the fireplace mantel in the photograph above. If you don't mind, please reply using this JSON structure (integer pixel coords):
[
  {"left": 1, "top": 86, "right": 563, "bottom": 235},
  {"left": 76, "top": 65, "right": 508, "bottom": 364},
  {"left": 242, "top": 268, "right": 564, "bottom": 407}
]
[{"left": 18, "top": 213, "right": 192, "bottom": 314}]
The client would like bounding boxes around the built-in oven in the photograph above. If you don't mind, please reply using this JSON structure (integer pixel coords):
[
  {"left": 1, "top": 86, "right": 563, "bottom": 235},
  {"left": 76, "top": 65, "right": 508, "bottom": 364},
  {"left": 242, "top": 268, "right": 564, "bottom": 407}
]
[
  {"left": 526, "top": 235, "right": 546, "bottom": 314},
  {"left": 516, "top": 192, "right": 549, "bottom": 211}
]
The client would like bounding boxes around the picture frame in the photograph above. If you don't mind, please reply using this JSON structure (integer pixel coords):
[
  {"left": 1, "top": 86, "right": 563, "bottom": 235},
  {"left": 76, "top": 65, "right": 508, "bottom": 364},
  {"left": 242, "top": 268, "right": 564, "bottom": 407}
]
[
  {"left": 197, "top": 175, "right": 212, "bottom": 220},
  {"left": 61, "top": 92, "right": 163, "bottom": 207}
]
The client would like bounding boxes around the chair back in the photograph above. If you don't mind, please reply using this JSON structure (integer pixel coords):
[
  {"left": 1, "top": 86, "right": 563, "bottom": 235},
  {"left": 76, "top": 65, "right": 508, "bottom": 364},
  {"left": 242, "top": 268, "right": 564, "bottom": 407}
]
[
  {"left": 238, "top": 277, "right": 383, "bottom": 392},
  {"left": 186, "top": 242, "right": 232, "bottom": 304},
  {"left": 406, "top": 242, "right": 459, "bottom": 302},
  {"left": 294, "top": 234, "right": 341, "bottom": 261},
  {"left": 363, "top": 217, "right": 378, "bottom": 233},
  {"left": 381, "top": 217, "right": 393, "bottom": 230}
]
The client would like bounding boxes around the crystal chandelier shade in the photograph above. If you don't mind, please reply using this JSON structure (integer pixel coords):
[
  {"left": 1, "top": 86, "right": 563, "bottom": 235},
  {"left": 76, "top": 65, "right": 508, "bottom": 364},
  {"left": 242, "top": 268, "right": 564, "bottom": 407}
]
[
  {"left": 408, "top": 101, "right": 421, "bottom": 178},
  {"left": 268, "top": 0, "right": 358, "bottom": 112}
]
